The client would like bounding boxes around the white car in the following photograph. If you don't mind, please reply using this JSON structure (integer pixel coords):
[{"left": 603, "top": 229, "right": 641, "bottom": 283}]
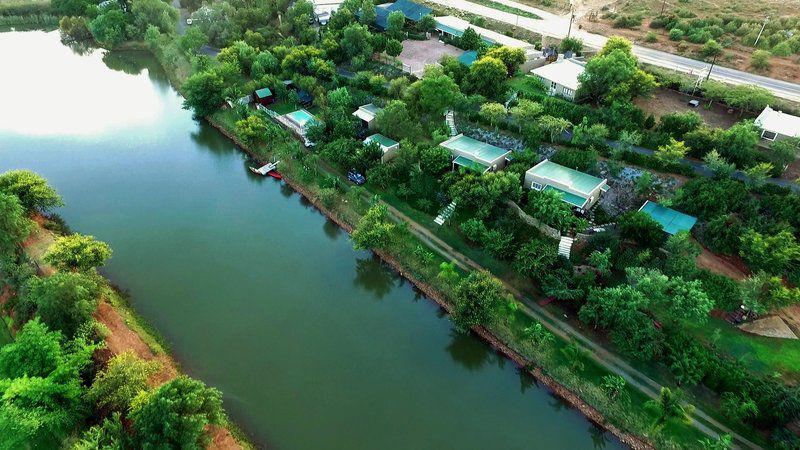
[{"left": 186, "top": 18, "right": 193, "bottom": 25}]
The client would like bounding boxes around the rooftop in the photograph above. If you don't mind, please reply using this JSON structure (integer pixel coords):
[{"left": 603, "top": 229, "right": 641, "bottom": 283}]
[
  {"left": 364, "top": 133, "right": 398, "bottom": 150},
  {"left": 254, "top": 87, "right": 272, "bottom": 98},
  {"left": 435, "top": 15, "right": 535, "bottom": 50},
  {"left": 453, "top": 155, "right": 489, "bottom": 173},
  {"left": 754, "top": 105, "right": 800, "bottom": 137},
  {"left": 458, "top": 50, "right": 478, "bottom": 66},
  {"left": 384, "top": 0, "right": 432, "bottom": 21},
  {"left": 530, "top": 59, "right": 585, "bottom": 91},
  {"left": 543, "top": 185, "right": 585, "bottom": 208},
  {"left": 638, "top": 201, "right": 697, "bottom": 235},
  {"left": 440, "top": 134, "right": 510, "bottom": 163},
  {"left": 526, "top": 160, "right": 606, "bottom": 196},
  {"left": 353, "top": 103, "right": 383, "bottom": 122}
]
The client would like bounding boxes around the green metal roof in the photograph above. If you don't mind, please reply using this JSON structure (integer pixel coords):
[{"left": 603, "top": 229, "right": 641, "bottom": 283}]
[
  {"left": 364, "top": 133, "right": 398, "bottom": 149},
  {"left": 441, "top": 135, "right": 509, "bottom": 163},
  {"left": 528, "top": 160, "right": 605, "bottom": 195},
  {"left": 453, "top": 155, "right": 489, "bottom": 173},
  {"left": 255, "top": 87, "right": 272, "bottom": 98},
  {"left": 385, "top": 0, "right": 432, "bottom": 21},
  {"left": 639, "top": 201, "right": 697, "bottom": 235},
  {"left": 543, "top": 185, "right": 586, "bottom": 208},
  {"left": 458, "top": 50, "right": 478, "bottom": 66}
]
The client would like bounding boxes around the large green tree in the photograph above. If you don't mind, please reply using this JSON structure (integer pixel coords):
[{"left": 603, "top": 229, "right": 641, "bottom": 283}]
[
  {"left": 0, "top": 170, "right": 63, "bottom": 213},
  {"left": 181, "top": 70, "right": 225, "bottom": 118},
  {"left": 466, "top": 56, "right": 507, "bottom": 99},
  {"left": 577, "top": 37, "right": 656, "bottom": 103},
  {"left": 451, "top": 271, "right": 507, "bottom": 330},
  {"left": 131, "top": 376, "right": 224, "bottom": 448},
  {"left": 22, "top": 272, "right": 100, "bottom": 338},
  {"left": 406, "top": 66, "right": 460, "bottom": 115},
  {"left": 89, "top": 351, "right": 159, "bottom": 414},
  {"left": 351, "top": 204, "right": 397, "bottom": 250},
  {"left": 0, "top": 193, "right": 32, "bottom": 257},
  {"left": 45, "top": 233, "right": 112, "bottom": 273}
]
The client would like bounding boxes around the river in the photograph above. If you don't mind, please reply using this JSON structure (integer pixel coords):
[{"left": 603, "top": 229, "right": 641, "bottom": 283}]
[{"left": 0, "top": 31, "right": 619, "bottom": 450}]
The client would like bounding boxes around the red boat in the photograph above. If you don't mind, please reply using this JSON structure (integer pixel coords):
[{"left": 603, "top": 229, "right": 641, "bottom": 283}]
[{"left": 268, "top": 171, "right": 282, "bottom": 180}]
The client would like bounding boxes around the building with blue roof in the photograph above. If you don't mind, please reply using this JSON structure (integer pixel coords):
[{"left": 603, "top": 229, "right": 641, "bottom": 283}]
[
  {"left": 638, "top": 201, "right": 697, "bottom": 235},
  {"left": 374, "top": 0, "right": 432, "bottom": 29}
]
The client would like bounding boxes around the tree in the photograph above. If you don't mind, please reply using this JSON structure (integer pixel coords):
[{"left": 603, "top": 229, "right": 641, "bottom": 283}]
[
  {"left": 698, "top": 434, "right": 733, "bottom": 450},
  {"left": 44, "top": 233, "right": 112, "bottom": 272},
  {"left": 739, "top": 228, "right": 800, "bottom": 275},
  {"left": 181, "top": 70, "right": 225, "bottom": 118},
  {"left": 662, "top": 231, "right": 700, "bottom": 279},
  {"left": 525, "top": 189, "right": 587, "bottom": 232},
  {"left": 448, "top": 171, "right": 522, "bottom": 219},
  {"left": 588, "top": 248, "right": 612, "bottom": 277},
  {"left": 131, "top": 376, "right": 224, "bottom": 448},
  {"left": 0, "top": 319, "right": 94, "bottom": 448},
  {"left": 0, "top": 170, "right": 63, "bottom": 213},
  {"left": 341, "top": 23, "right": 373, "bottom": 61},
  {"left": 437, "top": 261, "right": 460, "bottom": 284},
  {"left": 480, "top": 102, "right": 506, "bottom": 130},
  {"left": 560, "top": 341, "right": 587, "bottom": 372},
  {"left": 406, "top": 66, "right": 460, "bottom": 115},
  {"left": 484, "top": 46, "right": 526, "bottom": 76},
  {"left": 644, "top": 387, "right": 694, "bottom": 431},
  {"left": 451, "top": 271, "right": 507, "bottom": 330},
  {"left": 351, "top": 204, "right": 396, "bottom": 250},
  {"left": 559, "top": 37, "right": 583, "bottom": 54},
  {"left": 419, "top": 144, "right": 452, "bottom": 175},
  {"left": 571, "top": 119, "right": 609, "bottom": 149},
  {"left": 769, "top": 138, "right": 799, "bottom": 172},
  {"left": 537, "top": 115, "right": 571, "bottom": 142},
  {"left": 73, "top": 413, "right": 129, "bottom": 449},
  {"left": 22, "top": 272, "right": 100, "bottom": 338},
  {"left": 656, "top": 111, "right": 702, "bottom": 139},
  {"left": 720, "top": 391, "right": 759, "bottom": 422},
  {"left": 508, "top": 99, "right": 543, "bottom": 131},
  {"left": 618, "top": 211, "right": 665, "bottom": 248},
  {"left": 386, "top": 10, "right": 405, "bottom": 38},
  {"left": 234, "top": 114, "right": 270, "bottom": 146},
  {"left": 654, "top": 138, "right": 689, "bottom": 165},
  {"left": 0, "top": 192, "right": 32, "bottom": 257},
  {"left": 129, "top": 0, "right": 178, "bottom": 38},
  {"left": 743, "top": 162, "right": 773, "bottom": 189},
  {"left": 577, "top": 38, "right": 656, "bottom": 103},
  {"left": 89, "top": 8, "right": 127, "bottom": 47},
  {"left": 512, "top": 239, "right": 559, "bottom": 281},
  {"left": 700, "top": 39, "right": 723, "bottom": 59},
  {"left": 179, "top": 26, "right": 208, "bottom": 55},
  {"left": 459, "top": 27, "right": 483, "bottom": 51},
  {"left": 89, "top": 351, "right": 159, "bottom": 414},
  {"left": 750, "top": 50, "right": 771, "bottom": 71},
  {"left": 600, "top": 374, "right": 627, "bottom": 400},
  {"left": 418, "top": 14, "right": 435, "bottom": 32},
  {"left": 359, "top": 0, "right": 376, "bottom": 25},
  {"left": 466, "top": 56, "right": 507, "bottom": 98},
  {"left": 385, "top": 38, "right": 403, "bottom": 57},
  {"left": 374, "top": 100, "right": 422, "bottom": 140},
  {"left": 703, "top": 150, "right": 735, "bottom": 179},
  {"left": 627, "top": 267, "right": 713, "bottom": 324}
]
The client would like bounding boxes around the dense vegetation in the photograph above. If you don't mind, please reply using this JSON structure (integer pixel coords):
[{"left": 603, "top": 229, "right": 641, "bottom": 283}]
[
  {"left": 0, "top": 171, "right": 228, "bottom": 447},
  {"left": 25, "top": 0, "right": 800, "bottom": 447}
]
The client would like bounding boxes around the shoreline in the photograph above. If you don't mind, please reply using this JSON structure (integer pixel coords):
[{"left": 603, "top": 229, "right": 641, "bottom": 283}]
[{"left": 206, "top": 118, "right": 652, "bottom": 450}]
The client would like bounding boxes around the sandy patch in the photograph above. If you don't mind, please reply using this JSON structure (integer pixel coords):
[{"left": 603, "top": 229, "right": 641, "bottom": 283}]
[
  {"left": 695, "top": 244, "right": 747, "bottom": 281},
  {"left": 740, "top": 315, "right": 798, "bottom": 340}
]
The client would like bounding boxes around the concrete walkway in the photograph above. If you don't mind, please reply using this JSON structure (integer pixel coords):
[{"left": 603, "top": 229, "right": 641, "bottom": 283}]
[{"left": 425, "top": 0, "right": 800, "bottom": 102}]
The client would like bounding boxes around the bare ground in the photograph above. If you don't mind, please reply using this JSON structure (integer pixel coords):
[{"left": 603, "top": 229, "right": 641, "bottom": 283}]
[
  {"left": 695, "top": 243, "right": 747, "bottom": 281},
  {"left": 635, "top": 88, "right": 746, "bottom": 129}
]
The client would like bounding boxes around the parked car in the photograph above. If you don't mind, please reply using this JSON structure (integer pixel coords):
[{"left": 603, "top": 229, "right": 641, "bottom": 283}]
[
  {"left": 688, "top": 99, "right": 700, "bottom": 107},
  {"left": 186, "top": 18, "right": 193, "bottom": 25},
  {"left": 347, "top": 171, "right": 366, "bottom": 185}
]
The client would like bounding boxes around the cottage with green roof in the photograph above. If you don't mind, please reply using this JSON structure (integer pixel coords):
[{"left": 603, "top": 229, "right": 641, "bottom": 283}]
[
  {"left": 353, "top": 103, "right": 383, "bottom": 131},
  {"left": 252, "top": 87, "right": 275, "bottom": 106},
  {"left": 439, "top": 134, "right": 511, "bottom": 173},
  {"left": 364, "top": 133, "right": 400, "bottom": 162},
  {"left": 524, "top": 159, "right": 608, "bottom": 211},
  {"left": 638, "top": 201, "right": 697, "bottom": 235}
]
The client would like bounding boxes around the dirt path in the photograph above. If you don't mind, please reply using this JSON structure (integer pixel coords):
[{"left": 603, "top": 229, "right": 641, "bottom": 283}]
[{"left": 695, "top": 244, "right": 747, "bottom": 281}]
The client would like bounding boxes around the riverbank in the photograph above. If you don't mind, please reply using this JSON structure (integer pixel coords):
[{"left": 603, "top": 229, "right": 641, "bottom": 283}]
[
  {"left": 16, "top": 218, "right": 249, "bottom": 449},
  {"left": 206, "top": 117, "right": 652, "bottom": 450}
]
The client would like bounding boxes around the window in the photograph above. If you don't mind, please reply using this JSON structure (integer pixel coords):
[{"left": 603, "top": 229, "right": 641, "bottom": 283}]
[
  {"left": 761, "top": 130, "right": 777, "bottom": 141},
  {"left": 550, "top": 81, "right": 557, "bottom": 92},
  {"left": 531, "top": 181, "right": 543, "bottom": 191},
  {"left": 563, "top": 88, "right": 573, "bottom": 98}
]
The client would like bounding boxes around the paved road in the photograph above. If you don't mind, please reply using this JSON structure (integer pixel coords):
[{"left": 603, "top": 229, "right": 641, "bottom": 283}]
[{"left": 426, "top": 0, "right": 800, "bottom": 102}]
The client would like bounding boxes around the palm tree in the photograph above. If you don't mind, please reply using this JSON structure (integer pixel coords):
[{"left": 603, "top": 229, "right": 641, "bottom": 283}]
[{"left": 645, "top": 387, "right": 694, "bottom": 432}]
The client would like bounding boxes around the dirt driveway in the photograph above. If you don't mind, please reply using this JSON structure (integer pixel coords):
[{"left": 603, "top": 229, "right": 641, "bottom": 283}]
[
  {"left": 635, "top": 88, "right": 746, "bottom": 129},
  {"left": 396, "top": 37, "right": 464, "bottom": 76}
]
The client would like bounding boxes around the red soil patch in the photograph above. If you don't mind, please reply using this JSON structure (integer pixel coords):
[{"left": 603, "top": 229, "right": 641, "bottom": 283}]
[{"left": 695, "top": 244, "right": 747, "bottom": 281}]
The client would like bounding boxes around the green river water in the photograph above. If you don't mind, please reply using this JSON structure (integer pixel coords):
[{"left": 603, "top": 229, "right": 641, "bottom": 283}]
[{"left": 0, "top": 30, "right": 621, "bottom": 450}]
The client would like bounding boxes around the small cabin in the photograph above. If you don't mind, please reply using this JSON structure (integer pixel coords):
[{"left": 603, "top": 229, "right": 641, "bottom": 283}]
[
  {"left": 353, "top": 104, "right": 383, "bottom": 131},
  {"left": 253, "top": 87, "right": 275, "bottom": 106}
]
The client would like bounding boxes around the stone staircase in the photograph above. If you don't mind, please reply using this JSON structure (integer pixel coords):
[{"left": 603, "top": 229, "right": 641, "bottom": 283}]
[
  {"left": 445, "top": 110, "right": 457, "bottom": 137},
  {"left": 434, "top": 201, "right": 457, "bottom": 226},
  {"left": 558, "top": 235, "right": 574, "bottom": 258}
]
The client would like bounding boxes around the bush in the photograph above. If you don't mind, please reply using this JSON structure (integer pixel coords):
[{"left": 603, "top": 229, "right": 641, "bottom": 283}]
[
  {"left": 618, "top": 211, "right": 666, "bottom": 248},
  {"left": 551, "top": 147, "right": 598, "bottom": 173},
  {"left": 613, "top": 15, "right": 641, "bottom": 29},
  {"left": 669, "top": 28, "right": 684, "bottom": 40},
  {"left": 750, "top": 50, "right": 771, "bottom": 71}
]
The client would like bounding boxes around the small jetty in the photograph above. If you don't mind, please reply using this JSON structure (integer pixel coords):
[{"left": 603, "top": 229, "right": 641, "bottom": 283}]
[{"left": 249, "top": 161, "right": 282, "bottom": 179}]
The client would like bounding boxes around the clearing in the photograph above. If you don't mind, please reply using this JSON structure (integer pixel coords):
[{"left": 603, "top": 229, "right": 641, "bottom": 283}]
[
  {"left": 396, "top": 37, "right": 464, "bottom": 77},
  {"left": 635, "top": 88, "right": 746, "bottom": 128}
]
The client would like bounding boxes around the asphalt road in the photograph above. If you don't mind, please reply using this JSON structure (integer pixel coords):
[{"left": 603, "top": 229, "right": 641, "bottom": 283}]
[{"left": 426, "top": 0, "right": 800, "bottom": 102}]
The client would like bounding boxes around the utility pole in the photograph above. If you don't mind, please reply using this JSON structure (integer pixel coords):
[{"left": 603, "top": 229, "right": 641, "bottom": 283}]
[
  {"left": 754, "top": 15, "right": 769, "bottom": 46},
  {"left": 659, "top": 0, "right": 667, "bottom": 16},
  {"left": 566, "top": 3, "right": 575, "bottom": 39},
  {"left": 705, "top": 53, "right": 717, "bottom": 81}
]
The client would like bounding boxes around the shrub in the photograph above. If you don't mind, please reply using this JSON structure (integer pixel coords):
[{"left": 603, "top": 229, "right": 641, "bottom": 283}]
[
  {"left": 669, "top": 28, "right": 684, "bottom": 40},
  {"left": 750, "top": 50, "right": 771, "bottom": 71}
]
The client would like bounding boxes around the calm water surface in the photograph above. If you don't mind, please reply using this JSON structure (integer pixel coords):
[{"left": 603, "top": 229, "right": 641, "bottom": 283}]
[{"left": 0, "top": 31, "right": 620, "bottom": 450}]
